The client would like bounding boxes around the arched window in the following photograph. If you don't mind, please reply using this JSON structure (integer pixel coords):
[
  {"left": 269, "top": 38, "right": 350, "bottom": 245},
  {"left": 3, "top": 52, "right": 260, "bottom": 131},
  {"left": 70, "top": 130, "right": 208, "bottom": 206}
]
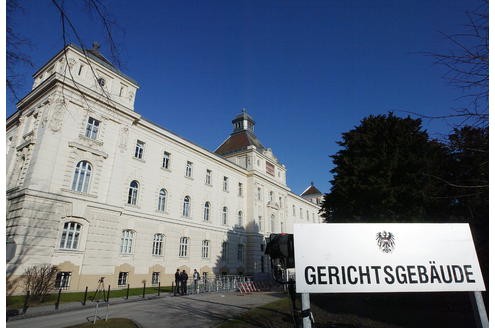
[
  {"left": 71, "top": 161, "right": 92, "bottom": 193},
  {"left": 203, "top": 202, "right": 210, "bottom": 221},
  {"left": 127, "top": 180, "right": 139, "bottom": 205},
  {"left": 59, "top": 222, "right": 81, "bottom": 249},
  {"left": 182, "top": 196, "right": 191, "bottom": 217},
  {"left": 158, "top": 189, "right": 167, "bottom": 212},
  {"left": 222, "top": 207, "right": 228, "bottom": 225},
  {"left": 152, "top": 233, "right": 164, "bottom": 256},
  {"left": 179, "top": 237, "right": 189, "bottom": 257},
  {"left": 237, "top": 210, "right": 243, "bottom": 227}
]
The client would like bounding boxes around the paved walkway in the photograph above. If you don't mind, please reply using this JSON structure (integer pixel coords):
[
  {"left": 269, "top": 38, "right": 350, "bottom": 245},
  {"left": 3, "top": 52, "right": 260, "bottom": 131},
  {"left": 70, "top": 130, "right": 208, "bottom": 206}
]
[{"left": 7, "top": 292, "right": 285, "bottom": 328}]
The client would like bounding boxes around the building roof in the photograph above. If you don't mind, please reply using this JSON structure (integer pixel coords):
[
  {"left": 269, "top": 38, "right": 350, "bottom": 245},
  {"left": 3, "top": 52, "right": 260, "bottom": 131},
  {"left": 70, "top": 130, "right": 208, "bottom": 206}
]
[
  {"left": 71, "top": 43, "right": 139, "bottom": 86},
  {"left": 215, "top": 130, "right": 265, "bottom": 156},
  {"left": 301, "top": 183, "right": 322, "bottom": 197}
]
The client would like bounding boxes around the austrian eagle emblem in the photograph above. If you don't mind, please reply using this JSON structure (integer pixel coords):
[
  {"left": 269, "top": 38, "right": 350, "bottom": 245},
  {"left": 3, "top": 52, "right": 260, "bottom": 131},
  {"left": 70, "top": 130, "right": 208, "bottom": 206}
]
[{"left": 376, "top": 231, "right": 395, "bottom": 253}]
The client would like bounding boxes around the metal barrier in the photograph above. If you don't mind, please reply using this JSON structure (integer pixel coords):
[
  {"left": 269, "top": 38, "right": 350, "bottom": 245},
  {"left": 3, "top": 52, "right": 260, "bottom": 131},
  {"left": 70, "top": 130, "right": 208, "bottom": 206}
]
[{"left": 175, "top": 275, "right": 275, "bottom": 296}]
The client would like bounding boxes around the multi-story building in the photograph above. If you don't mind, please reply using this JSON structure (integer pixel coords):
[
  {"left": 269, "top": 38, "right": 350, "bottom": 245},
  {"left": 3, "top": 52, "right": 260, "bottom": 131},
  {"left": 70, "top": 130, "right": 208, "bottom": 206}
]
[{"left": 6, "top": 44, "right": 322, "bottom": 294}]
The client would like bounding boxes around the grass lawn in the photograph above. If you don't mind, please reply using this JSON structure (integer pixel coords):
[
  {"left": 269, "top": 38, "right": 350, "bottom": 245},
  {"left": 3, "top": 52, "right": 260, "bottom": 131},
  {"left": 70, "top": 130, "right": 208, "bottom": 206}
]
[
  {"left": 64, "top": 318, "right": 138, "bottom": 328},
  {"left": 6, "top": 286, "right": 173, "bottom": 309},
  {"left": 218, "top": 292, "right": 479, "bottom": 328}
]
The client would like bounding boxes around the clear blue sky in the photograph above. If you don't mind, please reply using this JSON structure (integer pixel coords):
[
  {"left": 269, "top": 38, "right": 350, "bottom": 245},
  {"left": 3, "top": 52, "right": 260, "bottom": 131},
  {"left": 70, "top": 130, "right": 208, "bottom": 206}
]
[{"left": 6, "top": 0, "right": 482, "bottom": 195}]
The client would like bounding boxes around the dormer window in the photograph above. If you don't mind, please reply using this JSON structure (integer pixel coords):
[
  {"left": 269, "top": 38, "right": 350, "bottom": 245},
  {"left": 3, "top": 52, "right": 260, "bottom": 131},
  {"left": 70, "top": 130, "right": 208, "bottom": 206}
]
[{"left": 97, "top": 77, "right": 106, "bottom": 87}]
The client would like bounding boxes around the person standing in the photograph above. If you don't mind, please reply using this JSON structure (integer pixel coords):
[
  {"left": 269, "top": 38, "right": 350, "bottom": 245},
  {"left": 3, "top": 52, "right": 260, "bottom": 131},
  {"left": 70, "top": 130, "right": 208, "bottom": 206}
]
[
  {"left": 193, "top": 269, "right": 200, "bottom": 293},
  {"left": 174, "top": 269, "right": 181, "bottom": 295},
  {"left": 180, "top": 270, "right": 189, "bottom": 295}
]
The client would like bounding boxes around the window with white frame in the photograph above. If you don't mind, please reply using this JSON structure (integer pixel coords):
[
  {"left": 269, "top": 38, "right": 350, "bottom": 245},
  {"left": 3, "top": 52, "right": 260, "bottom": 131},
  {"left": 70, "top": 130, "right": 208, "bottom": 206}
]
[
  {"left": 157, "top": 189, "right": 167, "bottom": 212},
  {"left": 152, "top": 272, "right": 160, "bottom": 285},
  {"left": 222, "top": 207, "right": 228, "bottom": 225},
  {"left": 182, "top": 196, "right": 191, "bottom": 217},
  {"left": 152, "top": 233, "right": 164, "bottom": 256},
  {"left": 134, "top": 140, "right": 145, "bottom": 159},
  {"left": 162, "top": 151, "right": 170, "bottom": 169},
  {"left": 202, "top": 240, "right": 210, "bottom": 259},
  {"left": 281, "top": 221, "right": 284, "bottom": 233},
  {"left": 258, "top": 216, "right": 263, "bottom": 231},
  {"left": 203, "top": 202, "right": 210, "bottom": 221},
  {"left": 292, "top": 205, "right": 296, "bottom": 216},
  {"left": 71, "top": 161, "right": 92, "bottom": 193},
  {"left": 257, "top": 187, "right": 261, "bottom": 201},
  {"left": 127, "top": 180, "right": 139, "bottom": 205},
  {"left": 185, "top": 161, "right": 193, "bottom": 177},
  {"left": 237, "top": 210, "right": 243, "bottom": 227},
  {"left": 120, "top": 230, "right": 135, "bottom": 254},
  {"left": 221, "top": 242, "right": 228, "bottom": 262},
  {"left": 223, "top": 176, "right": 228, "bottom": 191},
  {"left": 55, "top": 271, "right": 71, "bottom": 289},
  {"left": 85, "top": 117, "right": 100, "bottom": 140},
  {"left": 269, "top": 191, "right": 273, "bottom": 202},
  {"left": 307, "top": 210, "right": 309, "bottom": 221},
  {"left": 179, "top": 237, "right": 189, "bottom": 257},
  {"left": 271, "top": 214, "right": 275, "bottom": 232},
  {"left": 205, "top": 169, "right": 212, "bottom": 185},
  {"left": 118, "top": 272, "right": 128, "bottom": 286},
  {"left": 237, "top": 244, "right": 244, "bottom": 263},
  {"left": 299, "top": 208, "right": 303, "bottom": 219},
  {"left": 238, "top": 183, "right": 243, "bottom": 197},
  {"left": 59, "top": 222, "right": 81, "bottom": 249}
]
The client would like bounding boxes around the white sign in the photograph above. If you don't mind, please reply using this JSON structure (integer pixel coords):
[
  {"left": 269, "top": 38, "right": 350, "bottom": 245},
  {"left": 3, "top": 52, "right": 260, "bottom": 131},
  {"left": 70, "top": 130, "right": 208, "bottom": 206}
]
[{"left": 294, "top": 223, "right": 485, "bottom": 293}]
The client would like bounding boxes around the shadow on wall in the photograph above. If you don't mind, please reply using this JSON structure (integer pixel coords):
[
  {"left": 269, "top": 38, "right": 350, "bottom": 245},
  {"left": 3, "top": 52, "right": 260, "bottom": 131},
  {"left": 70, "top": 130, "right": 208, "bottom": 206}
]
[
  {"left": 6, "top": 191, "right": 62, "bottom": 295},
  {"left": 212, "top": 220, "right": 270, "bottom": 279}
]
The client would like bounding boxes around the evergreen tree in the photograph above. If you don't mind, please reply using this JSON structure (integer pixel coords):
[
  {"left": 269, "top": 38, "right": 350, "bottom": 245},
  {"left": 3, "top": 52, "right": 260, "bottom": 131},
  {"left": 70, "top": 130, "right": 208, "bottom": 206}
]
[{"left": 321, "top": 113, "right": 450, "bottom": 222}]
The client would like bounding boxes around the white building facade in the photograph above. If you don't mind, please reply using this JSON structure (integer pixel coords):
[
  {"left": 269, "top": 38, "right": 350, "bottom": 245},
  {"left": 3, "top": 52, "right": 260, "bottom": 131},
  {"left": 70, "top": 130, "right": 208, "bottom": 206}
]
[{"left": 6, "top": 44, "right": 322, "bottom": 294}]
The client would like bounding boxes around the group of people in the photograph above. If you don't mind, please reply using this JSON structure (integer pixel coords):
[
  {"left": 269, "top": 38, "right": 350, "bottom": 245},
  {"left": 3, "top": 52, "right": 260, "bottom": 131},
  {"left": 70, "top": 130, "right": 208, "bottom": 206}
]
[{"left": 175, "top": 268, "right": 201, "bottom": 295}]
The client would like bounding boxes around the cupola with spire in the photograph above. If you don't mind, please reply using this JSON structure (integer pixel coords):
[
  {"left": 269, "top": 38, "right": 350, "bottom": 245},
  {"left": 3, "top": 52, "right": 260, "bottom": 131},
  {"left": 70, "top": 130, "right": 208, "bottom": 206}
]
[{"left": 215, "top": 109, "right": 265, "bottom": 156}]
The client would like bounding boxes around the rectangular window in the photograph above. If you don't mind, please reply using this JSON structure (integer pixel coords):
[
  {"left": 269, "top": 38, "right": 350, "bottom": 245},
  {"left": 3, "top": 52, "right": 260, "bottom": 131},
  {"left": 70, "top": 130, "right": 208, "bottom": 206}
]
[
  {"left": 55, "top": 272, "right": 71, "bottom": 289},
  {"left": 223, "top": 176, "right": 228, "bottom": 192},
  {"left": 266, "top": 162, "right": 275, "bottom": 176},
  {"left": 221, "top": 242, "right": 228, "bottom": 262},
  {"left": 134, "top": 140, "right": 145, "bottom": 159},
  {"left": 60, "top": 222, "right": 81, "bottom": 250},
  {"left": 152, "top": 272, "right": 160, "bottom": 285},
  {"left": 152, "top": 234, "right": 164, "bottom": 256},
  {"left": 205, "top": 169, "right": 212, "bottom": 185},
  {"left": 162, "top": 152, "right": 170, "bottom": 169},
  {"left": 118, "top": 272, "right": 128, "bottom": 286},
  {"left": 179, "top": 237, "right": 188, "bottom": 257},
  {"left": 120, "top": 230, "right": 135, "bottom": 254},
  {"left": 237, "top": 244, "right": 244, "bottom": 263},
  {"left": 185, "top": 161, "right": 193, "bottom": 177},
  {"left": 85, "top": 117, "right": 100, "bottom": 140},
  {"left": 238, "top": 183, "right": 243, "bottom": 197},
  {"left": 202, "top": 240, "right": 210, "bottom": 259}
]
